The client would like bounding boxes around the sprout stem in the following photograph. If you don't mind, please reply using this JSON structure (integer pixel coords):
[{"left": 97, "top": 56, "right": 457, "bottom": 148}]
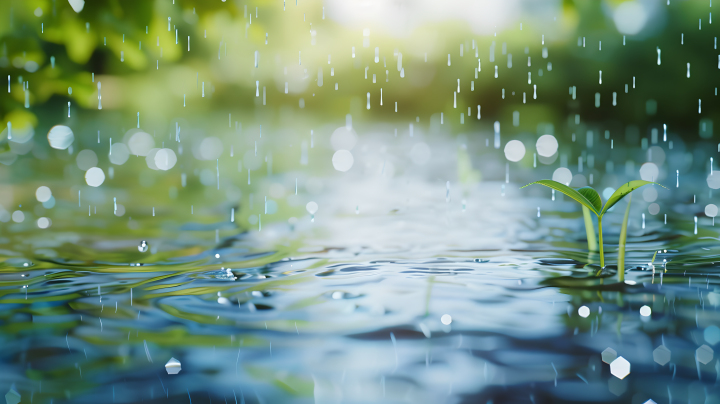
[
  {"left": 598, "top": 216, "right": 604, "bottom": 268},
  {"left": 582, "top": 206, "right": 598, "bottom": 253},
  {"left": 618, "top": 194, "right": 632, "bottom": 282}
]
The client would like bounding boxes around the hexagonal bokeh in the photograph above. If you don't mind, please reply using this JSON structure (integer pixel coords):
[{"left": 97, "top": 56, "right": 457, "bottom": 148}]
[
  {"left": 705, "top": 325, "right": 720, "bottom": 345},
  {"left": 602, "top": 347, "right": 618, "bottom": 364},
  {"left": 610, "top": 356, "right": 631, "bottom": 379},
  {"left": 697, "top": 345, "right": 714, "bottom": 365},
  {"left": 165, "top": 357, "right": 182, "bottom": 374},
  {"left": 5, "top": 388, "right": 20, "bottom": 404},
  {"left": 608, "top": 377, "right": 628, "bottom": 397},
  {"left": 653, "top": 345, "right": 671, "bottom": 366}
]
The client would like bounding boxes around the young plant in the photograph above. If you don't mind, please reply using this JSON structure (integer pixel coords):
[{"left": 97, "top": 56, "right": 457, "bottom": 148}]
[{"left": 522, "top": 180, "right": 664, "bottom": 268}]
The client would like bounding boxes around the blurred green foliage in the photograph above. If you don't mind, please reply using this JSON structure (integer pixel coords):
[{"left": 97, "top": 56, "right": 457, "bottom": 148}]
[
  {"left": 0, "top": 0, "right": 717, "bottom": 231},
  {"left": 1, "top": 0, "right": 717, "bottom": 134}
]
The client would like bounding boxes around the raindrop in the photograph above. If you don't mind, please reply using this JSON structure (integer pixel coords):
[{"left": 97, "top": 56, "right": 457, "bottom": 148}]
[
  {"left": 35, "top": 186, "right": 52, "bottom": 202},
  {"left": 165, "top": 358, "right": 181, "bottom": 374},
  {"left": 536, "top": 135, "right": 558, "bottom": 157},
  {"left": 504, "top": 140, "right": 526, "bottom": 162},
  {"left": 110, "top": 143, "right": 130, "bottom": 165},
  {"left": 11, "top": 211, "right": 24, "bottom": 223},
  {"left": 37, "top": 217, "right": 50, "bottom": 229},
  {"left": 85, "top": 167, "right": 105, "bottom": 187},
  {"left": 306, "top": 201, "right": 318, "bottom": 220},
  {"left": 76, "top": 149, "right": 98, "bottom": 170},
  {"left": 47, "top": 125, "right": 74, "bottom": 150},
  {"left": 706, "top": 204, "right": 718, "bottom": 218},
  {"left": 68, "top": 0, "right": 84, "bottom": 13},
  {"left": 155, "top": 148, "right": 177, "bottom": 170},
  {"left": 332, "top": 150, "right": 353, "bottom": 172},
  {"left": 552, "top": 167, "right": 573, "bottom": 185},
  {"left": 441, "top": 314, "right": 452, "bottom": 325},
  {"left": 128, "top": 131, "right": 155, "bottom": 156},
  {"left": 4, "top": 386, "right": 20, "bottom": 404}
]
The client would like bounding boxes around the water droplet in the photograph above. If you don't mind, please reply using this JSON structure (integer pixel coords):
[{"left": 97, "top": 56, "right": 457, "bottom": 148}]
[
  {"left": 306, "top": 201, "right": 318, "bottom": 215},
  {"left": 640, "top": 305, "right": 652, "bottom": 317},
  {"left": 165, "top": 357, "right": 181, "bottom": 374},
  {"left": 47, "top": 125, "right": 74, "bottom": 150}
]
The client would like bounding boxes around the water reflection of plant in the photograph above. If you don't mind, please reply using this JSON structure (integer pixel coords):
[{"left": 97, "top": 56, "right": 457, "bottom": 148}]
[{"left": 523, "top": 180, "right": 665, "bottom": 279}]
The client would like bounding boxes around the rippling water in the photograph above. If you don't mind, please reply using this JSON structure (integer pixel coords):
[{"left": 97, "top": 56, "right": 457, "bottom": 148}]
[
  {"left": 4, "top": 0, "right": 720, "bottom": 402},
  {"left": 2, "top": 163, "right": 719, "bottom": 404}
]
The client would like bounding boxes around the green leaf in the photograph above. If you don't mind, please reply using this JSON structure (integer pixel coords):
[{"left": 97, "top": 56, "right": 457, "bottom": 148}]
[
  {"left": 601, "top": 180, "right": 667, "bottom": 216},
  {"left": 577, "top": 187, "right": 602, "bottom": 213},
  {"left": 522, "top": 180, "right": 599, "bottom": 215}
]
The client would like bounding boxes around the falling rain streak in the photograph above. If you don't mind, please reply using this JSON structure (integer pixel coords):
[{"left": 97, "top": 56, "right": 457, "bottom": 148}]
[{"left": 0, "top": 2, "right": 718, "bottom": 404}]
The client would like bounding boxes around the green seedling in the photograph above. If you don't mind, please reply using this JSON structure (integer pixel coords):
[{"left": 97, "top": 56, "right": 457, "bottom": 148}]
[{"left": 522, "top": 180, "right": 665, "bottom": 269}]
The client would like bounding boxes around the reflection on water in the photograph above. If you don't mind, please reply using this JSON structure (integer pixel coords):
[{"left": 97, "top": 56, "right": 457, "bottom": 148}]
[
  {"left": 3, "top": 0, "right": 720, "bottom": 401},
  {"left": 1, "top": 160, "right": 719, "bottom": 404}
]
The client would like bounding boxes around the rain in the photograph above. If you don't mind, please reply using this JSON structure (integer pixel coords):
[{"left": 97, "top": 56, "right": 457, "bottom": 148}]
[{"left": 0, "top": 0, "right": 719, "bottom": 403}]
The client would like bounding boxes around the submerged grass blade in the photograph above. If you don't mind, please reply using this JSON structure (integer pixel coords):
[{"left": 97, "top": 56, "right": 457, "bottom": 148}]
[
  {"left": 582, "top": 206, "right": 598, "bottom": 253},
  {"left": 618, "top": 193, "right": 632, "bottom": 282}
]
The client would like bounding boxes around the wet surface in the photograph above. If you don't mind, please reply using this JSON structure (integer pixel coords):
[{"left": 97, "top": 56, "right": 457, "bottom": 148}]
[
  {"left": 2, "top": 1, "right": 720, "bottom": 402},
  {"left": 1, "top": 172, "right": 719, "bottom": 404}
]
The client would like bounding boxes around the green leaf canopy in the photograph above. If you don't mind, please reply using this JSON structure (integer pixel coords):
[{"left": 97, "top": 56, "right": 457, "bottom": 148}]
[
  {"left": 577, "top": 187, "right": 602, "bottom": 213},
  {"left": 521, "top": 180, "right": 600, "bottom": 215},
  {"left": 523, "top": 179, "right": 666, "bottom": 217},
  {"left": 600, "top": 180, "right": 666, "bottom": 215}
]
